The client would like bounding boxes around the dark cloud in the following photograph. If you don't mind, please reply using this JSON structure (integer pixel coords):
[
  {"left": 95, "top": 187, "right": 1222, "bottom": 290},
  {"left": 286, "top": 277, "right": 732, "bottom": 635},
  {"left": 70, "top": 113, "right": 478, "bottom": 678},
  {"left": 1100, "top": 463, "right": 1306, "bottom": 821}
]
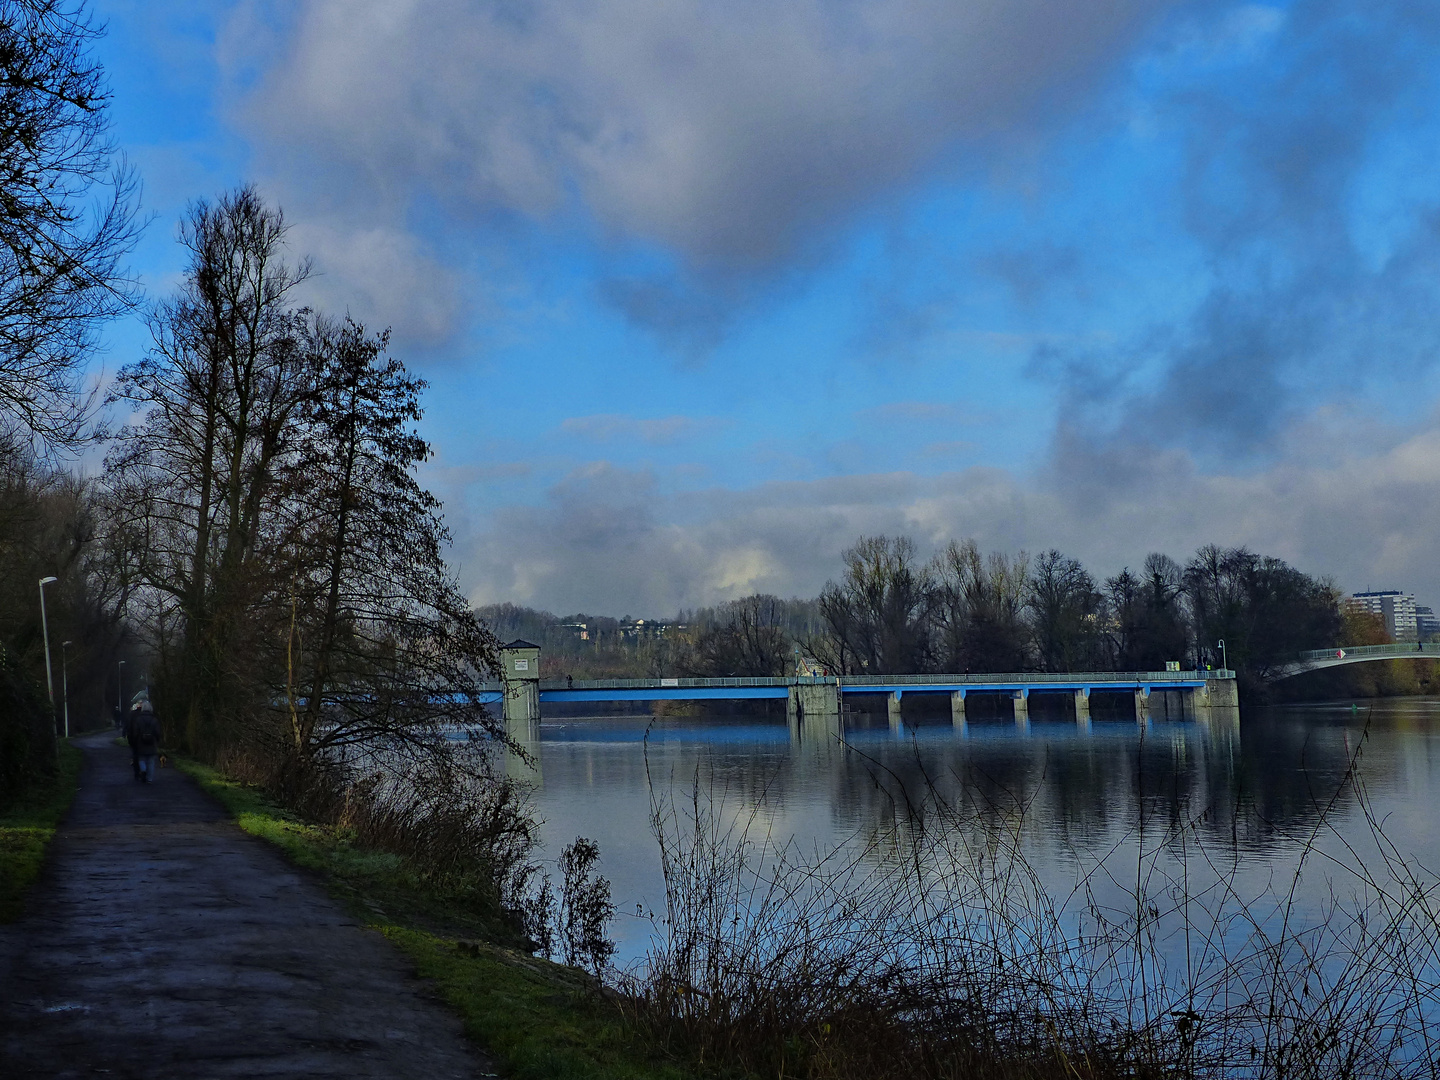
[
  {"left": 1039, "top": 0, "right": 1440, "bottom": 457},
  {"left": 232, "top": 0, "right": 1177, "bottom": 275}
]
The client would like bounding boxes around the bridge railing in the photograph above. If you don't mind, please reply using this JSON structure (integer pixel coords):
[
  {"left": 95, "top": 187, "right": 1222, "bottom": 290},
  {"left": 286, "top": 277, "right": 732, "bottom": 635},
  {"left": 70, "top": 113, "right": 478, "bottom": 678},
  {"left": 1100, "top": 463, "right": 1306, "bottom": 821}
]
[
  {"left": 479, "top": 670, "right": 1235, "bottom": 693},
  {"left": 1297, "top": 643, "right": 1440, "bottom": 662},
  {"left": 837, "top": 670, "right": 1231, "bottom": 687}
]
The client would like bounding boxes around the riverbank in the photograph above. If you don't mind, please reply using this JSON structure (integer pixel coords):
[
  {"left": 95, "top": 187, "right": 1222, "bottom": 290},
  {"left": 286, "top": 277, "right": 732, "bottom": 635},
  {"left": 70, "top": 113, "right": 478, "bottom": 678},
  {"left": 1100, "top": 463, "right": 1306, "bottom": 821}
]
[
  {"left": 174, "top": 756, "right": 688, "bottom": 1080},
  {"left": 0, "top": 739, "right": 82, "bottom": 922}
]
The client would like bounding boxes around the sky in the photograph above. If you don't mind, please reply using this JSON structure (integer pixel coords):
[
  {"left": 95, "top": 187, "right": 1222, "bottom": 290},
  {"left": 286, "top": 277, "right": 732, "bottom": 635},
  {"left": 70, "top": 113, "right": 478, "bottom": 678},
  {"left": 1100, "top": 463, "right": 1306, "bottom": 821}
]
[{"left": 84, "top": 0, "right": 1440, "bottom": 617}]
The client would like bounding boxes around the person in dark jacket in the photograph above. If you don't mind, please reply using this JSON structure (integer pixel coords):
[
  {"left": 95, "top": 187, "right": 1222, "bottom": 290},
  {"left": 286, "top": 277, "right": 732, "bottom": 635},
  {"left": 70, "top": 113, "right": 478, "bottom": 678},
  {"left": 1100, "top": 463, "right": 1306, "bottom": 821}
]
[
  {"left": 123, "top": 703, "right": 142, "bottom": 780},
  {"left": 131, "top": 702, "right": 162, "bottom": 784}
]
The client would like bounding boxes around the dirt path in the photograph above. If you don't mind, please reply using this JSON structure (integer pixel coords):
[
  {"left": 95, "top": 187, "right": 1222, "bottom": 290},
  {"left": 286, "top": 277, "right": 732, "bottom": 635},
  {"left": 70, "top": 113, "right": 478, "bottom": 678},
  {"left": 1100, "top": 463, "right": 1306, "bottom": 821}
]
[{"left": 0, "top": 732, "right": 498, "bottom": 1079}]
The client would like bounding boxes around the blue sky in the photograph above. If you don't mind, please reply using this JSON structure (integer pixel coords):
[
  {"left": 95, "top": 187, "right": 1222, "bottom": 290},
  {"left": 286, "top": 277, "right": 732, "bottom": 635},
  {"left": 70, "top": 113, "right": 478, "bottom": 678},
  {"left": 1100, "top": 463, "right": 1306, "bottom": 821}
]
[{"left": 86, "top": 0, "right": 1440, "bottom": 615}]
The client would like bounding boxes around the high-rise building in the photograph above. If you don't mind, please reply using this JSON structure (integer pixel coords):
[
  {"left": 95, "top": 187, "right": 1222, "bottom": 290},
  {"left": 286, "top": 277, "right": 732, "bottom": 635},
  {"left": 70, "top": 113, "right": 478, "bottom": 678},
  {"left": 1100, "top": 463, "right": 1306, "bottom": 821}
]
[
  {"left": 1346, "top": 590, "right": 1419, "bottom": 642},
  {"left": 1417, "top": 605, "right": 1440, "bottom": 641}
]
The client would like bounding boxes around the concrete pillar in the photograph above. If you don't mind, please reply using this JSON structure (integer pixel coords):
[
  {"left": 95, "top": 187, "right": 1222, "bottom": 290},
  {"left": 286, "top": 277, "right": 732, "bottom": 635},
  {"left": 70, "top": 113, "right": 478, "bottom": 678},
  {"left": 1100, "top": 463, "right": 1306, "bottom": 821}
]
[
  {"left": 1074, "top": 687, "right": 1091, "bottom": 731},
  {"left": 788, "top": 681, "right": 843, "bottom": 745},
  {"left": 951, "top": 689, "right": 968, "bottom": 734},
  {"left": 1013, "top": 689, "right": 1029, "bottom": 731},
  {"left": 504, "top": 713, "right": 542, "bottom": 786},
  {"left": 503, "top": 679, "right": 540, "bottom": 728},
  {"left": 1202, "top": 677, "right": 1239, "bottom": 709},
  {"left": 501, "top": 640, "right": 542, "bottom": 727},
  {"left": 1196, "top": 676, "right": 1240, "bottom": 732},
  {"left": 1134, "top": 685, "right": 1150, "bottom": 725},
  {"left": 888, "top": 690, "right": 903, "bottom": 731}
]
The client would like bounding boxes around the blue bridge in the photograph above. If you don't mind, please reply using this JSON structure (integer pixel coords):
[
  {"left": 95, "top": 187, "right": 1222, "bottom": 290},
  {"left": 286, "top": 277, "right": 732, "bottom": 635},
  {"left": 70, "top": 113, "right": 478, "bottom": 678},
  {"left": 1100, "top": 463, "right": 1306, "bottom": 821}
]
[{"left": 483, "top": 643, "right": 1239, "bottom": 732}]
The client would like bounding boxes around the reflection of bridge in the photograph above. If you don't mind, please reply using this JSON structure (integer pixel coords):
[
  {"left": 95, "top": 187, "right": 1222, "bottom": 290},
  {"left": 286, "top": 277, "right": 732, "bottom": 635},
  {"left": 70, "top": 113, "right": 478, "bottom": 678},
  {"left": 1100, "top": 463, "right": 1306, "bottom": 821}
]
[
  {"left": 1267, "top": 642, "right": 1440, "bottom": 681},
  {"left": 485, "top": 646, "right": 1239, "bottom": 733}
]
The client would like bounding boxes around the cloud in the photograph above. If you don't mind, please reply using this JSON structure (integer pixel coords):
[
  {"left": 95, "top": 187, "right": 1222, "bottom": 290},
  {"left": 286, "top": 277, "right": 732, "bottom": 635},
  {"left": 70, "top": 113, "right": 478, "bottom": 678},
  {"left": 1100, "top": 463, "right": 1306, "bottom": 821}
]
[
  {"left": 1032, "top": 0, "right": 1440, "bottom": 457},
  {"left": 858, "top": 401, "right": 987, "bottom": 425},
  {"left": 457, "top": 411, "right": 1440, "bottom": 615},
  {"left": 287, "top": 218, "right": 463, "bottom": 343},
  {"left": 559, "top": 414, "right": 720, "bottom": 445},
  {"left": 230, "top": 0, "right": 1175, "bottom": 275}
]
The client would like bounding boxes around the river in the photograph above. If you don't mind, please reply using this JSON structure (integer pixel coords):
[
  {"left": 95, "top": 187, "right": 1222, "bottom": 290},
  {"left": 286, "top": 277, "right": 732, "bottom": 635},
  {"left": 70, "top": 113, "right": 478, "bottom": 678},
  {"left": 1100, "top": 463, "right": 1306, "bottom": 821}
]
[{"left": 516, "top": 697, "right": 1440, "bottom": 972}]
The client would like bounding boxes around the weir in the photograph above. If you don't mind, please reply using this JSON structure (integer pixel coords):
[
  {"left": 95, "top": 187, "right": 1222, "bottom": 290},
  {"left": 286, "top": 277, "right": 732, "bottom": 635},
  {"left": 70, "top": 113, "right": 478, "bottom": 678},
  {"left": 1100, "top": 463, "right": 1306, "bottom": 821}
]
[{"left": 485, "top": 641, "right": 1241, "bottom": 734}]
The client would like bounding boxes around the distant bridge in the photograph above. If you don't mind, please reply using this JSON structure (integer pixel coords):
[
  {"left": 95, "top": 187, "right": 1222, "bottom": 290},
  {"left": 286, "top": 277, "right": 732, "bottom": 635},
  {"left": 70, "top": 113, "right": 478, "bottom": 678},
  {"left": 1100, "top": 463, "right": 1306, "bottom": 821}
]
[
  {"left": 483, "top": 662, "right": 1240, "bottom": 730},
  {"left": 1267, "top": 642, "right": 1440, "bottom": 681}
]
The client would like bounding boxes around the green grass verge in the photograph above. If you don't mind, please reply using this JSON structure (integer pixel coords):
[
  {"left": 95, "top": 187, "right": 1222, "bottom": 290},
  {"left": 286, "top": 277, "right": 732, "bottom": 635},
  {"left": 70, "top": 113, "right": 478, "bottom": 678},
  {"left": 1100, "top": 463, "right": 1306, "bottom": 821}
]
[
  {"left": 0, "top": 741, "right": 83, "bottom": 922},
  {"left": 173, "top": 756, "right": 690, "bottom": 1080}
]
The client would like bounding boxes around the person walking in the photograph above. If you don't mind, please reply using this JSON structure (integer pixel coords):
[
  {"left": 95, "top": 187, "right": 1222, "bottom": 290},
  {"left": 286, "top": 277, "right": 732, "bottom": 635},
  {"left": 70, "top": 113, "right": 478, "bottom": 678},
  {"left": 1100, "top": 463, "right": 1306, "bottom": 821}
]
[
  {"left": 123, "top": 702, "right": 142, "bottom": 781},
  {"left": 131, "top": 701, "right": 162, "bottom": 784}
]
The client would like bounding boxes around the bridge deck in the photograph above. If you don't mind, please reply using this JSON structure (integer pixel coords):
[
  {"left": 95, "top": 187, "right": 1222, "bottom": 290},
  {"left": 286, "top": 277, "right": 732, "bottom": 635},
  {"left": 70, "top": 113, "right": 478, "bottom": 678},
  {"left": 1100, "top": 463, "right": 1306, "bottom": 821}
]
[{"left": 479, "top": 670, "right": 1233, "bottom": 705}]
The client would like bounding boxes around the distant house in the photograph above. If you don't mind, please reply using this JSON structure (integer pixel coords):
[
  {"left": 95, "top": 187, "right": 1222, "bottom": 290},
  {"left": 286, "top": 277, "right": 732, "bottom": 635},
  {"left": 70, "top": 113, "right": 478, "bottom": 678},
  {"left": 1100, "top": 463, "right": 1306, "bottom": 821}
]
[{"left": 1345, "top": 591, "right": 1419, "bottom": 642}]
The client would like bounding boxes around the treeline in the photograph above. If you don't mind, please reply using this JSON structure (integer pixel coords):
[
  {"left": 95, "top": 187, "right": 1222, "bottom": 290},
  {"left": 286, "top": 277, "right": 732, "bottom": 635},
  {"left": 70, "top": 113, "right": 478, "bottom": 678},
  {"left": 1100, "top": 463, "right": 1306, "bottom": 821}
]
[
  {"left": 477, "top": 597, "right": 828, "bottom": 681},
  {"left": 0, "top": 0, "right": 143, "bottom": 798},
  {"left": 507, "top": 539, "right": 1352, "bottom": 698},
  {"left": 0, "top": 448, "right": 135, "bottom": 796},
  {"left": 803, "top": 537, "right": 1343, "bottom": 692}
]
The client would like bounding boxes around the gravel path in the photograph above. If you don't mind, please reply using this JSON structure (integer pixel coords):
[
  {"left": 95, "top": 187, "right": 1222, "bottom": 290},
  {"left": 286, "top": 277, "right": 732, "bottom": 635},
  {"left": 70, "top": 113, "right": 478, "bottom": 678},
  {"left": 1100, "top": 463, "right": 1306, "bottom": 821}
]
[{"left": 0, "top": 732, "right": 498, "bottom": 1079}]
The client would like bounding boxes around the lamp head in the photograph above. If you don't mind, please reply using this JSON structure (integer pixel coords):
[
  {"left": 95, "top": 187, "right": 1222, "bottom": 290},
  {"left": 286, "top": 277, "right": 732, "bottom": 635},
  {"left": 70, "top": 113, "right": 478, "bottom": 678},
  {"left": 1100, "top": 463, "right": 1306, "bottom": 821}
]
[
  {"left": 62, "top": 640, "right": 72, "bottom": 647},
  {"left": 39, "top": 576, "right": 57, "bottom": 586}
]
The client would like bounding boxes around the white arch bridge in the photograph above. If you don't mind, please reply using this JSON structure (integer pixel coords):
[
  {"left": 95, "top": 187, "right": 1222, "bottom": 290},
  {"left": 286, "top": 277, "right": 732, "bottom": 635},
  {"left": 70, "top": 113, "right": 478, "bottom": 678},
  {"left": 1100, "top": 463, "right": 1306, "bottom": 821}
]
[{"left": 1267, "top": 642, "right": 1440, "bottom": 682}]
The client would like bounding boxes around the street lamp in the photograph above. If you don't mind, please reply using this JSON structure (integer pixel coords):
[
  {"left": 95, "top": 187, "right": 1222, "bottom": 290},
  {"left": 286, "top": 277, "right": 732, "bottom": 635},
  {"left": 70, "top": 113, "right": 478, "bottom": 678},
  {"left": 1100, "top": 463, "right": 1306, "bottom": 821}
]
[
  {"left": 1217, "top": 639, "right": 1228, "bottom": 674},
  {"left": 117, "top": 659, "right": 126, "bottom": 725},
  {"left": 38, "top": 577, "right": 57, "bottom": 723},
  {"left": 61, "top": 641, "right": 72, "bottom": 739}
]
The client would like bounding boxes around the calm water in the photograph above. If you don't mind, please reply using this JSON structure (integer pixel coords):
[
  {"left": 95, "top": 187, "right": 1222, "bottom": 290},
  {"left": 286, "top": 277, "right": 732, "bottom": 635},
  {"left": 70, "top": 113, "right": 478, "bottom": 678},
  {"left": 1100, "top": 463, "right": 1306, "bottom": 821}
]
[{"left": 516, "top": 698, "right": 1440, "bottom": 967}]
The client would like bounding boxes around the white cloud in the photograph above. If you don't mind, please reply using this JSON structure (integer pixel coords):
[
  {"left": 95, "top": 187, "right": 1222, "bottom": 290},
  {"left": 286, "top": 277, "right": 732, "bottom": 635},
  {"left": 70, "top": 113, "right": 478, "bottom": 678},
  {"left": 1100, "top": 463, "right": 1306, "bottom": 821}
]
[
  {"left": 457, "top": 417, "right": 1440, "bottom": 615},
  {"left": 559, "top": 414, "right": 720, "bottom": 445},
  {"left": 287, "top": 218, "right": 462, "bottom": 342}
]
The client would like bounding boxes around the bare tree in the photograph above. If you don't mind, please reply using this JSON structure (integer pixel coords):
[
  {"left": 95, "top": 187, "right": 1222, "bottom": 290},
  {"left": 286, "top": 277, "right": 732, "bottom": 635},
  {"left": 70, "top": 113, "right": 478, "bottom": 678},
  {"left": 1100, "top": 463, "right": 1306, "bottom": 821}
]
[
  {"left": 285, "top": 317, "right": 501, "bottom": 761},
  {"left": 931, "top": 539, "right": 1030, "bottom": 673},
  {"left": 106, "top": 190, "right": 503, "bottom": 769},
  {"left": 682, "top": 594, "right": 792, "bottom": 677},
  {"left": 105, "top": 187, "right": 314, "bottom": 751},
  {"left": 815, "top": 536, "right": 933, "bottom": 675},
  {"left": 1027, "top": 549, "right": 1105, "bottom": 672},
  {"left": 0, "top": 0, "right": 140, "bottom": 448}
]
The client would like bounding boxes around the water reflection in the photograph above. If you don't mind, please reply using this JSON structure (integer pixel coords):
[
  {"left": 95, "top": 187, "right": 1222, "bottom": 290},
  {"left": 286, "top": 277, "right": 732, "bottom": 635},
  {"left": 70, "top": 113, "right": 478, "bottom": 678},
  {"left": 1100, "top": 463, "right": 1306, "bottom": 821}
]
[{"left": 524, "top": 699, "right": 1436, "bottom": 964}]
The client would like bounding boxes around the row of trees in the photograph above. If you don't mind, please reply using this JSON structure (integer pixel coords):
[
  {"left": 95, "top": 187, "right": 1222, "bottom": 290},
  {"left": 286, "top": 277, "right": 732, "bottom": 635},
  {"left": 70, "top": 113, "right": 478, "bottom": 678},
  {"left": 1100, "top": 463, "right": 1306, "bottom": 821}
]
[
  {"left": 682, "top": 537, "right": 1345, "bottom": 694},
  {"left": 0, "top": 0, "right": 145, "bottom": 796},
  {"left": 0, "top": 2, "right": 507, "bottom": 798}
]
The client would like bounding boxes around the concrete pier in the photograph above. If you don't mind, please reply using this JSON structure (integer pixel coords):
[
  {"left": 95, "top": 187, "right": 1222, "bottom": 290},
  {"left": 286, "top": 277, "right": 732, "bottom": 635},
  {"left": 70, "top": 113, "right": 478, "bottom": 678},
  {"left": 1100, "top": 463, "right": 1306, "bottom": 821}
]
[
  {"left": 1074, "top": 687, "right": 1091, "bottom": 730},
  {"left": 501, "top": 640, "right": 542, "bottom": 728},
  {"left": 788, "top": 680, "right": 843, "bottom": 745},
  {"left": 888, "top": 691, "right": 903, "bottom": 730},
  {"left": 951, "top": 689, "right": 967, "bottom": 733},
  {"left": 1013, "top": 689, "right": 1029, "bottom": 731},
  {"left": 1134, "top": 686, "right": 1150, "bottom": 724}
]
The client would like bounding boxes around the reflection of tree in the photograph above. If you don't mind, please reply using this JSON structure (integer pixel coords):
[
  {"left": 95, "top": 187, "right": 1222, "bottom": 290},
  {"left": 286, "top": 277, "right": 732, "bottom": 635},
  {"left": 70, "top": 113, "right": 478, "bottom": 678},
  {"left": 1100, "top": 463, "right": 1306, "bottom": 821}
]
[
  {"left": 819, "top": 720, "right": 1376, "bottom": 865},
  {"left": 540, "top": 711, "right": 1397, "bottom": 879},
  {"left": 1231, "top": 715, "right": 1368, "bottom": 842}
]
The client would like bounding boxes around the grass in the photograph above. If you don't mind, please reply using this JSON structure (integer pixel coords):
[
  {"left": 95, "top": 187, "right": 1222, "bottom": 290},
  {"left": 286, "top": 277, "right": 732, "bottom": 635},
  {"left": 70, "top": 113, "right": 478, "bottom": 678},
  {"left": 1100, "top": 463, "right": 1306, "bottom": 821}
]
[
  {"left": 173, "top": 755, "right": 691, "bottom": 1080},
  {"left": 0, "top": 740, "right": 83, "bottom": 922}
]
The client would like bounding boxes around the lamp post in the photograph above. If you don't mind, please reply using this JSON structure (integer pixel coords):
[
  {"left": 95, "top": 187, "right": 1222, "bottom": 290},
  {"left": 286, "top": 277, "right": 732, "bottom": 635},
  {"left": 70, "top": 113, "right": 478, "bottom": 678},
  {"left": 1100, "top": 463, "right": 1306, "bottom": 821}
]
[
  {"left": 61, "top": 641, "right": 72, "bottom": 739},
  {"left": 1217, "top": 639, "right": 1228, "bottom": 675},
  {"left": 117, "top": 659, "right": 126, "bottom": 728},
  {"left": 38, "top": 575, "right": 57, "bottom": 714}
]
